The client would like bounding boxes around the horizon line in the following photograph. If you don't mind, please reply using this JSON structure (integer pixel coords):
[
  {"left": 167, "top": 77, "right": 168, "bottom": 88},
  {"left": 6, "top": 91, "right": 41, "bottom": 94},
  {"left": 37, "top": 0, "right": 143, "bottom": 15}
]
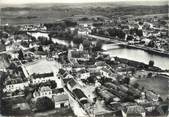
[{"left": 1, "top": 0, "right": 168, "bottom": 5}]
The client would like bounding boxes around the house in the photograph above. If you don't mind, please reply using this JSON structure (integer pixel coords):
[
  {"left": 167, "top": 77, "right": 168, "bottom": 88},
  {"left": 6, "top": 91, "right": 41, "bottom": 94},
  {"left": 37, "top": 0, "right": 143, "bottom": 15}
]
[
  {"left": 72, "top": 88, "right": 88, "bottom": 106},
  {"left": 146, "top": 90, "right": 160, "bottom": 102},
  {"left": 52, "top": 94, "right": 69, "bottom": 108},
  {"left": 52, "top": 88, "right": 69, "bottom": 108},
  {"left": 141, "top": 38, "right": 151, "bottom": 45},
  {"left": 72, "top": 64, "right": 86, "bottom": 72},
  {"left": 71, "top": 50, "right": 90, "bottom": 61},
  {"left": 124, "top": 105, "right": 146, "bottom": 117},
  {"left": 4, "top": 82, "right": 29, "bottom": 92},
  {"left": 68, "top": 49, "right": 90, "bottom": 64},
  {"left": 62, "top": 64, "right": 72, "bottom": 71},
  {"left": 77, "top": 69, "right": 90, "bottom": 80},
  {"left": 95, "top": 61, "right": 108, "bottom": 69},
  {"left": 100, "top": 68, "right": 112, "bottom": 78},
  {"left": 4, "top": 74, "right": 29, "bottom": 92},
  {"left": 27, "top": 32, "right": 49, "bottom": 40},
  {"left": 30, "top": 72, "right": 56, "bottom": 85},
  {"left": 33, "top": 86, "right": 53, "bottom": 99},
  {"left": 33, "top": 86, "right": 69, "bottom": 109},
  {"left": 58, "top": 69, "right": 73, "bottom": 79},
  {"left": 79, "top": 72, "right": 90, "bottom": 80},
  {"left": 67, "top": 78, "right": 78, "bottom": 91},
  {"left": 79, "top": 43, "right": 84, "bottom": 51}
]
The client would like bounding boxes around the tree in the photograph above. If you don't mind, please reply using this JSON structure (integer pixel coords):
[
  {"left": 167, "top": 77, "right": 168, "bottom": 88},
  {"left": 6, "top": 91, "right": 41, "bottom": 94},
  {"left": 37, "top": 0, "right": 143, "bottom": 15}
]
[
  {"left": 64, "top": 20, "right": 77, "bottom": 27},
  {"left": 149, "top": 60, "right": 154, "bottom": 67},
  {"left": 38, "top": 45, "right": 43, "bottom": 51},
  {"left": 117, "top": 30, "right": 126, "bottom": 39},
  {"left": 126, "top": 35, "right": 134, "bottom": 41},
  {"left": 82, "top": 39, "right": 91, "bottom": 50},
  {"left": 147, "top": 72, "right": 153, "bottom": 78},
  {"left": 8, "top": 63, "right": 17, "bottom": 70},
  {"left": 38, "top": 36, "right": 49, "bottom": 45},
  {"left": 148, "top": 41, "right": 156, "bottom": 48},
  {"left": 94, "top": 41, "right": 103, "bottom": 51},
  {"left": 18, "top": 49, "right": 24, "bottom": 60},
  {"left": 73, "top": 36, "right": 83, "bottom": 44},
  {"left": 50, "top": 80, "right": 57, "bottom": 89},
  {"left": 87, "top": 76, "right": 95, "bottom": 84},
  {"left": 36, "top": 97, "right": 55, "bottom": 112},
  {"left": 136, "top": 29, "right": 143, "bottom": 37},
  {"left": 133, "top": 83, "right": 139, "bottom": 89},
  {"left": 139, "top": 21, "right": 144, "bottom": 25},
  {"left": 123, "top": 77, "right": 130, "bottom": 85},
  {"left": 107, "top": 28, "right": 116, "bottom": 37},
  {"left": 49, "top": 44, "right": 55, "bottom": 52}
]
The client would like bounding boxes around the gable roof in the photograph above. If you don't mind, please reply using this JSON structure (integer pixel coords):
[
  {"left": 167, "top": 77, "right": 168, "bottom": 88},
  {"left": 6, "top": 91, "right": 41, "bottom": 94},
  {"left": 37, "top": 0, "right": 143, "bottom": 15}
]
[
  {"left": 72, "top": 88, "right": 87, "bottom": 100},
  {"left": 68, "top": 78, "right": 77, "bottom": 88},
  {"left": 53, "top": 94, "right": 69, "bottom": 102}
]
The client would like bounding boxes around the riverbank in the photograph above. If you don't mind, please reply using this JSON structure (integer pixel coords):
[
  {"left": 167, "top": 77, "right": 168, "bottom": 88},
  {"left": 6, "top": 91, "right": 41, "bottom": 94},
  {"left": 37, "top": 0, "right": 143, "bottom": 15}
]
[
  {"left": 113, "top": 56, "right": 169, "bottom": 72},
  {"left": 119, "top": 44, "right": 169, "bottom": 57}
]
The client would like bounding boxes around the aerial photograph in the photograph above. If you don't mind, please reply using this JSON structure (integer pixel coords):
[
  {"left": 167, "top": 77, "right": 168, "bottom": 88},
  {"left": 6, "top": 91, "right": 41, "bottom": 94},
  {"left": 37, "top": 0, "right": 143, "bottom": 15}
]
[{"left": 0, "top": 0, "right": 168, "bottom": 117}]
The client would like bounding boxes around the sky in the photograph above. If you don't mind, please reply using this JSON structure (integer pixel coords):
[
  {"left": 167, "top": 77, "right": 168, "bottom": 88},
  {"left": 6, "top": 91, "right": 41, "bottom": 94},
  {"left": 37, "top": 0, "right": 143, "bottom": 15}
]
[{"left": 0, "top": 0, "right": 168, "bottom": 4}]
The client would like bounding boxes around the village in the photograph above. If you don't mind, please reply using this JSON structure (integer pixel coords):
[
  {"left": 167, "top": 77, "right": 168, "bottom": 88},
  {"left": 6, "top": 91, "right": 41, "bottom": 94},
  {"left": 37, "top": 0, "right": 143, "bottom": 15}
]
[{"left": 0, "top": 13, "right": 169, "bottom": 117}]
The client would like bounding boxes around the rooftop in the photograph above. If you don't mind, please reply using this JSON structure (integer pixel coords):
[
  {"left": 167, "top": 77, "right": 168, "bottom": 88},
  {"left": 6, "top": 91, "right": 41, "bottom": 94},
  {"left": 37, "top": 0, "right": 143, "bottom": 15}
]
[
  {"left": 53, "top": 94, "right": 69, "bottom": 102},
  {"left": 68, "top": 78, "right": 77, "bottom": 88},
  {"left": 52, "top": 88, "right": 64, "bottom": 94},
  {"left": 39, "top": 86, "right": 52, "bottom": 92},
  {"left": 31, "top": 72, "right": 54, "bottom": 79},
  {"left": 71, "top": 51, "right": 89, "bottom": 59},
  {"left": 72, "top": 88, "right": 87, "bottom": 100}
]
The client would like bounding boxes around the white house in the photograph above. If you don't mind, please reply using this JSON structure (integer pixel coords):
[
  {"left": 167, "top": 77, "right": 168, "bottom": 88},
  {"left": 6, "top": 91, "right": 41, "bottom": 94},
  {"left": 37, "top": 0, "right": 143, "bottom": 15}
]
[
  {"left": 79, "top": 72, "right": 90, "bottom": 80},
  {"left": 79, "top": 43, "right": 84, "bottom": 51},
  {"left": 27, "top": 32, "right": 49, "bottom": 40},
  {"left": 53, "top": 94, "right": 69, "bottom": 108},
  {"left": 33, "top": 86, "right": 53, "bottom": 99},
  {"left": 31, "top": 76, "right": 56, "bottom": 84},
  {"left": 4, "top": 82, "right": 29, "bottom": 92}
]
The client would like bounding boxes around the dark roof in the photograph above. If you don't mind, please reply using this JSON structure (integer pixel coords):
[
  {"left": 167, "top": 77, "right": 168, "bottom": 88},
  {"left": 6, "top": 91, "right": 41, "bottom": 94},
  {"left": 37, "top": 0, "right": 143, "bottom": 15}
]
[
  {"left": 68, "top": 79, "right": 77, "bottom": 88},
  {"left": 32, "top": 72, "right": 53, "bottom": 78},
  {"left": 72, "top": 88, "right": 87, "bottom": 100},
  {"left": 63, "top": 72, "right": 69, "bottom": 78},
  {"left": 52, "top": 88, "right": 64, "bottom": 94},
  {"left": 58, "top": 69, "right": 66, "bottom": 75}
]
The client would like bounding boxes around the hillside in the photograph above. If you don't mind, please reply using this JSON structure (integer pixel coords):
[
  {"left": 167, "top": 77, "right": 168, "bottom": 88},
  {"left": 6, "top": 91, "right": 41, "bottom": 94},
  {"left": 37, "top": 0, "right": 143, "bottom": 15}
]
[{"left": 0, "top": 2, "right": 168, "bottom": 25}]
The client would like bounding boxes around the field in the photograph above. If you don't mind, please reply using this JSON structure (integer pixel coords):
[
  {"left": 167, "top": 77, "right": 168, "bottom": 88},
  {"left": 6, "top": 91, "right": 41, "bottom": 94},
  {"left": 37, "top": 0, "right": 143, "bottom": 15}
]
[
  {"left": 24, "top": 58, "right": 61, "bottom": 75},
  {"left": 0, "top": 3, "right": 168, "bottom": 25}
]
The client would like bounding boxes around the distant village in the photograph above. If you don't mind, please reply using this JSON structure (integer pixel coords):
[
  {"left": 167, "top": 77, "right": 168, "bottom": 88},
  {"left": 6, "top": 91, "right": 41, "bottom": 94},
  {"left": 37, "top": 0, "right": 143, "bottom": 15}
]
[{"left": 0, "top": 14, "right": 168, "bottom": 117}]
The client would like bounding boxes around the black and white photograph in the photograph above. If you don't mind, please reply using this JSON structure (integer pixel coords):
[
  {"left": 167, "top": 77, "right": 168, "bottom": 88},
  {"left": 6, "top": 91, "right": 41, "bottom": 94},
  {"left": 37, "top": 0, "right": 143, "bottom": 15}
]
[{"left": 0, "top": 0, "right": 168, "bottom": 117}]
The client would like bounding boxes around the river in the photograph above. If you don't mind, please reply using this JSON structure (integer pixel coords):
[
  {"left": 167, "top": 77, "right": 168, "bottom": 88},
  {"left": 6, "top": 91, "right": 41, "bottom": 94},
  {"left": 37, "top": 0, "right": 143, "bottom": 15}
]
[
  {"left": 27, "top": 32, "right": 169, "bottom": 70},
  {"left": 102, "top": 44, "right": 169, "bottom": 70}
]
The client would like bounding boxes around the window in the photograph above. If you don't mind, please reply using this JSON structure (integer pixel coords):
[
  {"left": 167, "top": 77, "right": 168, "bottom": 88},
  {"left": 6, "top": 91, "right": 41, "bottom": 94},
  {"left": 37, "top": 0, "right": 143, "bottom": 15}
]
[{"left": 60, "top": 103, "right": 64, "bottom": 108}]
